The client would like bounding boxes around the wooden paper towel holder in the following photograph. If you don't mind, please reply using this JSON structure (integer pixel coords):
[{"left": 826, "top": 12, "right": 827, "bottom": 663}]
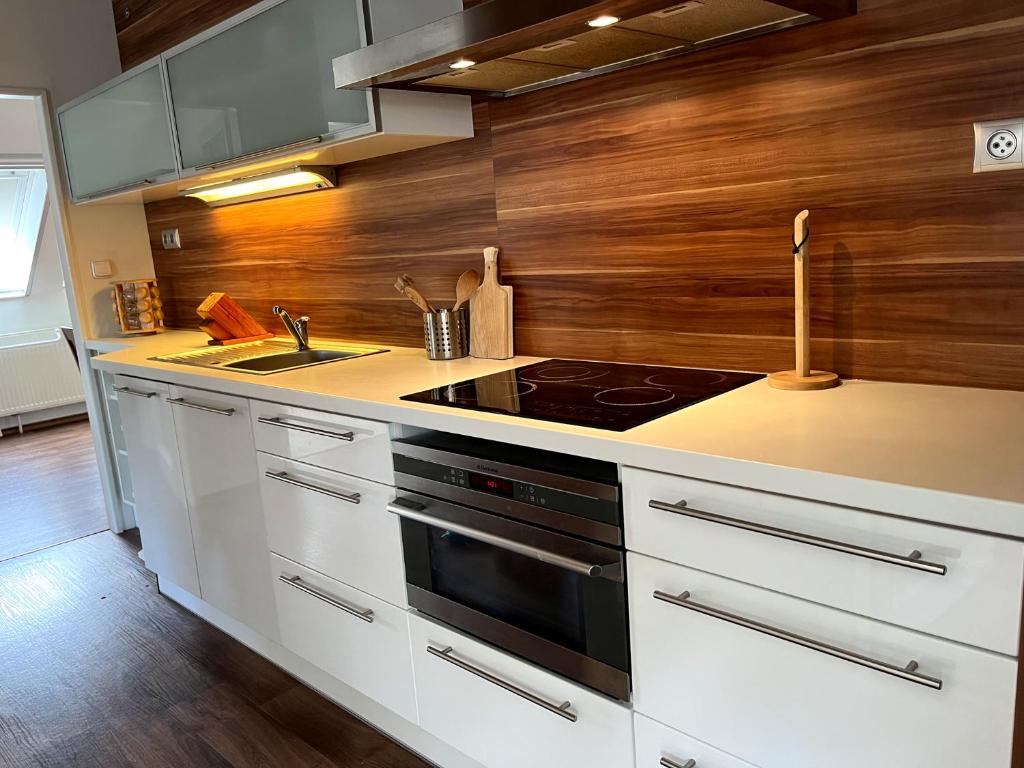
[{"left": 768, "top": 210, "right": 840, "bottom": 391}]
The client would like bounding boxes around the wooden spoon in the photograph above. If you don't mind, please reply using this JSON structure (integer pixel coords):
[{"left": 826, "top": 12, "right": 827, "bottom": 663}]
[
  {"left": 394, "top": 274, "right": 433, "bottom": 313},
  {"left": 453, "top": 270, "right": 480, "bottom": 312}
]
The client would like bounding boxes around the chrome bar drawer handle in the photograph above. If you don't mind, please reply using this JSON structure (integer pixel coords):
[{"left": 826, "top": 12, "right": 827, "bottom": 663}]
[
  {"left": 113, "top": 385, "right": 159, "bottom": 399},
  {"left": 266, "top": 471, "right": 361, "bottom": 504},
  {"left": 653, "top": 590, "right": 943, "bottom": 690},
  {"left": 661, "top": 758, "right": 696, "bottom": 768},
  {"left": 426, "top": 644, "right": 577, "bottom": 722},
  {"left": 278, "top": 574, "right": 373, "bottom": 622},
  {"left": 167, "top": 397, "right": 235, "bottom": 416},
  {"left": 649, "top": 499, "right": 946, "bottom": 576},
  {"left": 257, "top": 416, "right": 354, "bottom": 442}
]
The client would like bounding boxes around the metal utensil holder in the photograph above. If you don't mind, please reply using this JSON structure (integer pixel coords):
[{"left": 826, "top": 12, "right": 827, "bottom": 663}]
[{"left": 424, "top": 307, "right": 469, "bottom": 360}]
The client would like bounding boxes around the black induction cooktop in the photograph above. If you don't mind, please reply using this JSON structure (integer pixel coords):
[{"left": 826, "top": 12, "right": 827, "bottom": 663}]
[{"left": 401, "top": 360, "right": 764, "bottom": 432}]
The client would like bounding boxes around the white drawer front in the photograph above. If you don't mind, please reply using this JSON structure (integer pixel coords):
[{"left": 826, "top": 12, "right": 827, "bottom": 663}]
[
  {"left": 251, "top": 401, "right": 393, "bottom": 485},
  {"left": 270, "top": 554, "right": 416, "bottom": 722},
  {"left": 624, "top": 467, "right": 1024, "bottom": 654},
  {"left": 629, "top": 552, "right": 1017, "bottom": 768},
  {"left": 259, "top": 454, "right": 405, "bottom": 607},
  {"left": 409, "top": 614, "right": 633, "bottom": 768},
  {"left": 635, "top": 713, "right": 758, "bottom": 768}
]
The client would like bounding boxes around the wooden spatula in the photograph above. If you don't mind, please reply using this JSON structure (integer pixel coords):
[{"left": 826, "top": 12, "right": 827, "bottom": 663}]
[
  {"left": 453, "top": 270, "right": 480, "bottom": 312},
  {"left": 469, "top": 247, "right": 513, "bottom": 359},
  {"left": 394, "top": 274, "right": 433, "bottom": 313}
]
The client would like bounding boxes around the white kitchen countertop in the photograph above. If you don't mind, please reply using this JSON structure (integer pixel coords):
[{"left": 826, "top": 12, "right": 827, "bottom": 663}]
[{"left": 89, "top": 331, "right": 1024, "bottom": 538}]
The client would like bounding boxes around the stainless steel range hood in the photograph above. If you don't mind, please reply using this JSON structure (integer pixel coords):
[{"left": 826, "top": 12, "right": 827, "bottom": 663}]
[{"left": 335, "top": 0, "right": 855, "bottom": 98}]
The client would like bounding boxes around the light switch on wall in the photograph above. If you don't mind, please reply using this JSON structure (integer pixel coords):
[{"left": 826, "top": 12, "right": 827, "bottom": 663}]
[
  {"left": 161, "top": 228, "right": 182, "bottom": 249},
  {"left": 91, "top": 260, "right": 113, "bottom": 278}
]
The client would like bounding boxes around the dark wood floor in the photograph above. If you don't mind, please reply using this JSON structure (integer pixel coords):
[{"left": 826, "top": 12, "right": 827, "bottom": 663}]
[
  {"left": 0, "top": 420, "right": 108, "bottom": 562},
  {"left": 0, "top": 531, "right": 431, "bottom": 768}
]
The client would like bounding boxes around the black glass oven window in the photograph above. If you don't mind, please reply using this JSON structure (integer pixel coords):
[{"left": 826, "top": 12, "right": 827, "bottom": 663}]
[{"left": 427, "top": 527, "right": 588, "bottom": 652}]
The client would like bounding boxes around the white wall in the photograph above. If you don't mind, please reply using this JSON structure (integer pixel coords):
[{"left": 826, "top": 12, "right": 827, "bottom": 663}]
[
  {"left": 0, "top": 0, "right": 121, "bottom": 107},
  {"left": 0, "top": 2, "right": 158, "bottom": 340},
  {"left": 0, "top": 98, "right": 70, "bottom": 334}
]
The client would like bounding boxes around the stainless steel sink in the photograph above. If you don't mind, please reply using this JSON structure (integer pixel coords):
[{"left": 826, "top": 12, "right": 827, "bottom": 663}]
[
  {"left": 151, "top": 339, "right": 388, "bottom": 375},
  {"left": 224, "top": 348, "right": 366, "bottom": 372}
]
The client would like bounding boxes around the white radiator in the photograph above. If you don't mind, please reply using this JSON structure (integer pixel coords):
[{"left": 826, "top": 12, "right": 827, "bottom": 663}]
[{"left": 0, "top": 328, "right": 85, "bottom": 420}]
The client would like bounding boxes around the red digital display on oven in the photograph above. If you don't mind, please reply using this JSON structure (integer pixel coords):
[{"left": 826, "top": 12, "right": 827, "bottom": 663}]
[{"left": 468, "top": 471, "right": 515, "bottom": 497}]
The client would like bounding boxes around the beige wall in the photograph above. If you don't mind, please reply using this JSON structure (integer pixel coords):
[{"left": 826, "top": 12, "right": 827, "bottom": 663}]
[
  {"left": 0, "top": 0, "right": 121, "bottom": 107},
  {"left": 64, "top": 203, "right": 156, "bottom": 338},
  {"left": 0, "top": 3, "right": 157, "bottom": 340}
]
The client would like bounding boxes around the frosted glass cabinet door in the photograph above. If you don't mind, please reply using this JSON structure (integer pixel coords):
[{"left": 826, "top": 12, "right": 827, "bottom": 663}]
[
  {"left": 58, "top": 64, "right": 177, "bottom": 200},
  {"left": 166, "top": 0, "right": 371, "bottom": 171}
]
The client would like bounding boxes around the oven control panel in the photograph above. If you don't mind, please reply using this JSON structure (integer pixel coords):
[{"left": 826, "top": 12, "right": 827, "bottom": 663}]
[{"left": 440, "top": 466, "right": 552, "bottom": 507}]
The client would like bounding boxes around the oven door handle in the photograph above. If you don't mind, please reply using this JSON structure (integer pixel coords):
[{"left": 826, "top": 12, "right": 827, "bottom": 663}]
[{"left": 387, "top": 499, "right": 622, "bottom": 580}]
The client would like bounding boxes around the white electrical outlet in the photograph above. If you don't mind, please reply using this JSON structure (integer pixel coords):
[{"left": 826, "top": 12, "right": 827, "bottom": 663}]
[
  {"left": 161, "top": 228, "right": 182, "bottom": 249},
  {"left": 974, "top": 119, "right": 1024, "bottom": 172}
]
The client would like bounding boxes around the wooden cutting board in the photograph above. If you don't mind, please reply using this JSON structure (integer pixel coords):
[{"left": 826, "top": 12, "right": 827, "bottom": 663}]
[{"left": 470, "top": 247, "right": 513, "bottom": 360}]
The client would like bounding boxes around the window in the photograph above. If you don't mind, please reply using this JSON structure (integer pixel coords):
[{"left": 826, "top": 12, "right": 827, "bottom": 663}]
[{"left": 0, "top": 168, "right": 48, "bottom": 299}]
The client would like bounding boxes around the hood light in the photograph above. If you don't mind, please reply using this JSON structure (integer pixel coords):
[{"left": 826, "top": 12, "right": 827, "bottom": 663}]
[
  {"left": 587, "top": 15, "right": 620, "bottom": 28},
  {"left": 181, "top": 166, "right": 337, "bottom": 207},
  {"left": 450, "top": 58, "right": 476, "bottom": 69}
]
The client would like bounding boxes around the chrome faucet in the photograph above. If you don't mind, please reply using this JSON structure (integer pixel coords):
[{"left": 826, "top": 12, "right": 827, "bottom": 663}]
[{"left": 273, "top": 306, "right": 310, "bottom": 351}]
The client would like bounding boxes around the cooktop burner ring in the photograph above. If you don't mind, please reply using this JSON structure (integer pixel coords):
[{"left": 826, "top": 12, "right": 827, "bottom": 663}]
[
  {"left": 446, "top": 380, "right": 538, "bottom": 402},
  {"left": 519, "top": 363, "right": 611, "bottom": 383},
  {"left": 643, "top": 370, "right": 729, "bottom": 388},
  {"left": 594, "top": 386, "right": 676, "bottom": 407}
]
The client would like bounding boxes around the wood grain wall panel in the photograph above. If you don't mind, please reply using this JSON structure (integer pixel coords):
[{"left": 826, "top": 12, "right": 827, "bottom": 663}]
[
  {"left": 147, "top": 103, "right": 499, "bottom": 347},
  {"left": 134, "top": 0, "right": 1024, "bottom": 390},
  {"left": 115, "top": 0, "right": 257, "bottom": 70}
]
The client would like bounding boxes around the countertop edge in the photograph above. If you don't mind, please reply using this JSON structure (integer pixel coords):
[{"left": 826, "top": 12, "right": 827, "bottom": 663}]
[{"left": 91, "top": 349, "right": 1024, "bottom": 540}]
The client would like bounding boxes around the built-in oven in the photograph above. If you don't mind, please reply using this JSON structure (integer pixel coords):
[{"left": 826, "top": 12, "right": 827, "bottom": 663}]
[{"left": 388, "top": 432, "right": 629, "bottom": 701}]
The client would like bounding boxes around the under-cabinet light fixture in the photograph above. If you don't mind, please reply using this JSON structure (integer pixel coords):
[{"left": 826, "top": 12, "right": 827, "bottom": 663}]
[
  {"left": 450, "top": 58, "right": 476, "bottom": 69},
  {"left": 586, "top": 15, "right": 620, "bottom": 28},
  {"left": 181, "top": 165, "right": 337, "bottom": 207}
]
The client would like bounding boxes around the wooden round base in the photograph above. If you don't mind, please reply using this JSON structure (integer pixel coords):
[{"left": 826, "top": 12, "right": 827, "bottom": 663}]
[{"left": 767, "top": 370, "right": 841, "bottom": 391}]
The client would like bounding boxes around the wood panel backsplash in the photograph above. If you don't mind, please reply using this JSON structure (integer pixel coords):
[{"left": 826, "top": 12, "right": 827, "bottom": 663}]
[{"left": 138, "top": 0, "right": 1024, "bottom": 390}]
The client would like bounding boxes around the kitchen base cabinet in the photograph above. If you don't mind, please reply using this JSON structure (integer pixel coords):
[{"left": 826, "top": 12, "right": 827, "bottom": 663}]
[
  {"left": 408, "top": 614, "right": 633, "bottom": 768},
  {"left": 629, "top": 552, "right": 1017, "bottom": 768},
  {"left": 259, "top": 454, "right": 406, "bottom": 607},
  {"left": 169, "top": 386, "right": 278, "bottom": 641},
  {"left": 114, "top": 376, "right": 200, "bottom": 597},
  {"left": 634, "top": 714, "right": 758, "bottom": 768},
  {"left": 251, "top": 401, "right": 393, "bottom": 484},
  {"left": 624, "top": 467, "right": 1024, "bottom": 655},
  {"left": 270, "top": 554, "right": 417, "bottom": 722}
]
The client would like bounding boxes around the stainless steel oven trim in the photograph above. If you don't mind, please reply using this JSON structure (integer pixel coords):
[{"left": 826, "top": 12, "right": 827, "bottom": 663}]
[
  {"left": 389, "top": 493, "right": 624, "bottom": 582},
  {"left": 395, "top": 472, "right": 622, "bottom": 546},
  {"left": 393, "top": 441, "right": 619, "bottom": 502},
  {"left": 410, "top": 590, "right": 631, "bottom": 701}
]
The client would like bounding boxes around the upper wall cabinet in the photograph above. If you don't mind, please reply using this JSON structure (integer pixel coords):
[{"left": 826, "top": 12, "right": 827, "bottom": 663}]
[
  {"left": 56, "top": 0, "right": 471, "bottom": 204},
  {"left": 57, "top": 61, "right": 179, "bottom": 202},
  {"left": 165, "top": 0, "right": 372, "bottom": 172}
]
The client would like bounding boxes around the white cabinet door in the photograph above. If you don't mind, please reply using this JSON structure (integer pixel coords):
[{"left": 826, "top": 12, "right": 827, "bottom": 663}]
[
  {"left": 624, "top": 467, "right": 1024, "bottom": 655},
  {"left": 409, "top": 614, "right": 634, "bottom": 768},
  {"left": 270, "top": 554, "right": 416, "bottom": 721},
  {"left": 57, "top": 62, "right": 178, "bottom": 201},
  {"left": 635, "top": 713, "right": 759, "bottom": 768},
  {"left": 629, "top": 552, "right": 1017, "bottom": 768},
  {"left": 114, "top": 376, "right": 199, "bottom": 596},
  {"left": 258, "top": 454, "right": 405, "bottom": 607},
  {"left": 169, "top": 386, "right": 278, "bottom": 640},
  {"left": 250, "top": 401, "right": 393, "bottom": 484}
]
